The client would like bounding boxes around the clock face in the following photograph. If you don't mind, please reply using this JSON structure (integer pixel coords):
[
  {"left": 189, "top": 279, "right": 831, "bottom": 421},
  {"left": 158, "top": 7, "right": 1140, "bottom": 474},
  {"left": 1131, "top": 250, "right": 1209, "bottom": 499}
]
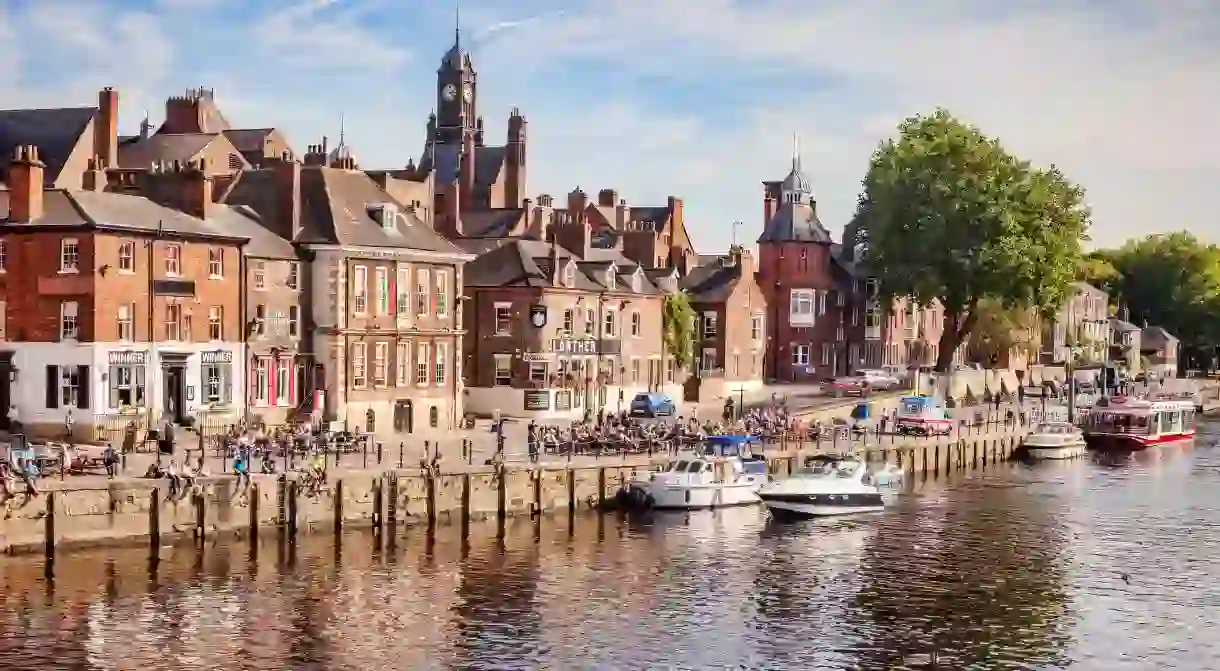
[
  {"left": 442, "top": 84, "right": 457, "bottom": 101},
  {"left": 462, "top": 84, "right": 473, "bottom": 103}
]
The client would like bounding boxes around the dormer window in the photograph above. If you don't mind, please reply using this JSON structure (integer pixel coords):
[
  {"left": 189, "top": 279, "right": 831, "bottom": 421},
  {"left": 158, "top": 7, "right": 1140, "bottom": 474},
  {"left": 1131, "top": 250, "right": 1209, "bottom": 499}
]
[
  {"left": 605, "top": 264, "right": 617, "bottom": 287},
  {"left": 631, "top": 269, "right": 642, "bottom": 293},
  {"left": 367, "top": 203, "right": 398, "bottom": 231},
  {"left": 563, "top": 261, "right": 575, "bottom": 288}
]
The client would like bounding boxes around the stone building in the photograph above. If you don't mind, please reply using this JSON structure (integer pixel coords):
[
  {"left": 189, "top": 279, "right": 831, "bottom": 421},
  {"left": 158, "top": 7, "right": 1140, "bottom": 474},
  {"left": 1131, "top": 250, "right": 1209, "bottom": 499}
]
[
  {"left": 1110, "top": 318, "right": 1142, "bottom": 375},
  {"left": 680, "top": 245, "right": 768, "bottom": 399},
  {"left": 223, "top": 158, "right": 473, "bottom": 435},
  {"left": 0, "top": 148, "right": 265, "bottom": 440},
  {"left": 1041, "top": 281, "right": 1110, "bottom": 365},
  {"left": 459, "top": 214, "right": 674, "bottom": 419}
]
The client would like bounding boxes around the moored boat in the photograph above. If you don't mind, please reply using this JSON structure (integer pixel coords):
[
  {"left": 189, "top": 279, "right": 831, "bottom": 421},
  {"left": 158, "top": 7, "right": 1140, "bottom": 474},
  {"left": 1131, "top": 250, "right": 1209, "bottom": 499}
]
[
  {"left": 618, "top": 435, "right": 769, "bottom": 510},
  {"left": 1021, "top": 421, "right": 1087, "bottom": 460},
  {"left": 758, "top": 454, "right": 887, "bottom": 520},
  {"left": 1083, "top": 396, "right": 1196, "bottom": 451}
]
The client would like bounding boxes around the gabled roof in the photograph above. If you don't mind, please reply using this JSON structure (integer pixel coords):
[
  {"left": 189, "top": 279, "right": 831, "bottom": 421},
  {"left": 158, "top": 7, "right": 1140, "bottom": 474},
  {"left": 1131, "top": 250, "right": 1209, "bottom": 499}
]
[
  {"left": 460, "top": 208, "right": 524, "bottom": 237},
  {"left": 223, "top": 128, "right": 274, "bottom": 152},
  {"left": 117, "top": 133, "right": 219, "bottom": 170},
  {"left": 0, "top": 189, "right": 286, "bottom": 254},
  {"left": 421, "top": 143, "right": 506, "bottom": 189},
  {"left": 0, "top": 107, "right": 96, "bottom": 185},
  {"left": 681, "top": 256, "right": 741, "bottom": 302},
  {"left": 757, "top": 201, "right": 832, "bottom": 244},
  {"left": 1111, "top": 319, "right": 1140, "bottom": 333},
  {"left": 1141, "top": 325, "right": 1178, "bottom": 344},
  {"left": 462, "top": 238, "right": 660, "bottom": 295}
]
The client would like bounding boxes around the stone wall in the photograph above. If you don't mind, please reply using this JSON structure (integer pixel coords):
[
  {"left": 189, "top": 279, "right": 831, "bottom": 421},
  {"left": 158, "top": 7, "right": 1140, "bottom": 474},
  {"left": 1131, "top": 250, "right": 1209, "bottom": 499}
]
[{"left": 0, "top": 429, "right": 1027, "bottom": 555}]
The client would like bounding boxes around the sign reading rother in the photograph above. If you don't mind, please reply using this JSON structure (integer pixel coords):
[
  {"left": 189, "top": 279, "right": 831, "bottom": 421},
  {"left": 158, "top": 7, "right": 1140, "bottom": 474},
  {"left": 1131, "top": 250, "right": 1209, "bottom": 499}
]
[{"left": 550, "top": 338, "right": 620, "bottom": 355}]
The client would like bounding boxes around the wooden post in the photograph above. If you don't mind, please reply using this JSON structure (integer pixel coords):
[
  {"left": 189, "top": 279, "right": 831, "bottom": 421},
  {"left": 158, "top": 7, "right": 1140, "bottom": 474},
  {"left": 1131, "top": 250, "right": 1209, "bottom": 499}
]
[
  {"left": 333, "top": 478, "right": 344, "bottom": 535},
  {"left": 250, "top": 481, "right": 260, "bottom": 540},
  {"left": 149, "top": 488, "right": 161, "bottom": 551},
  {"left": 44, "top": 491, "right": 56, "bottom": 557}
]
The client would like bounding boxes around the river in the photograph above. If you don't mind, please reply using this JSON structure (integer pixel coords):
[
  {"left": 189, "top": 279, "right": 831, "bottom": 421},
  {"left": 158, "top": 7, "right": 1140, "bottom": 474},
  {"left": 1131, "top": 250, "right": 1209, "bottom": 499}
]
[{"left": 2, "top": 437, "right": 1219, "bottom": 670}]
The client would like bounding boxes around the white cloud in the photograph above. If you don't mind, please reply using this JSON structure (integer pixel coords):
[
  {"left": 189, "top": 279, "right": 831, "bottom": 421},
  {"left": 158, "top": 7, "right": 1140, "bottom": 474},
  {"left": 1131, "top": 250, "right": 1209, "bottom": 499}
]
[{"left": 2, "top": 0, "right": 1216, "bottom": 253}]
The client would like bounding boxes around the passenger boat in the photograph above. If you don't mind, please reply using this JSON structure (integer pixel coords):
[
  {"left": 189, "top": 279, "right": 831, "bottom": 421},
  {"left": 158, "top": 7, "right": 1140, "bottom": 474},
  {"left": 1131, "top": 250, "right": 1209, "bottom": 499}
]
[
  {"left": 618, "top": 435, "right": 769, "bottom": 510},
  {"left": 758, "top": 454, "right": 887, "bottom": 520},
  {"left": 894, "top": 395, "right": 954, "bottom": 437},
  {"left": 1083, "top": 396, "right": 1196, "bottom": 451},
  {"left": 1021, "top": 421, "right": 1087, "bottom": 460}
]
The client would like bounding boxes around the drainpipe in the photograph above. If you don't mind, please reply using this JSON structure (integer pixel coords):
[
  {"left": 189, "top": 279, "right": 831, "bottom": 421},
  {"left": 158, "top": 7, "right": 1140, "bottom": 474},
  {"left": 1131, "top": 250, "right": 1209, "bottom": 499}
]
[{"left": 239, "top": 249, "right": 248, "bottom": 423}]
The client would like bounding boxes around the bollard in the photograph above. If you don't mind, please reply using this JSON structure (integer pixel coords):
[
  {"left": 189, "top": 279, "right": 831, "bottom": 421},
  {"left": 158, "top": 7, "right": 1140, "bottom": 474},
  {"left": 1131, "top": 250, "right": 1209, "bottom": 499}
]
[
  {"left": 377, "top": 441, "right": 383, "bottom": 464},
  {"left": 399, "top": 442, "right": 405, "bottom": 469},
  {"left": 362, "top": 440, "right": 368, "bottom": 469},
  {"left": 334, "top": 434, "right": 341, "bottom": 466},
  {"left": 425, "top": 440, "right": 431, "bottom": 463},
  {"left": 282, "top": 438, "right": 288, "bottom": 474}
]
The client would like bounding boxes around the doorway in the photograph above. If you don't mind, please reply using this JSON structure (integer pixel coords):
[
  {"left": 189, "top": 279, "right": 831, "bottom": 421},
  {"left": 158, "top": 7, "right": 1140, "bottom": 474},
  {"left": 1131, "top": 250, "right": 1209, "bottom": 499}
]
[
  {"left": 394, "top": 399, "right": 413, "bottom": 433},
  {"left": 163, "top": 364, "right": 186, "bottom": 423},
  {"left": 0, "top": 353, "right": 12, "bottom": 431}
]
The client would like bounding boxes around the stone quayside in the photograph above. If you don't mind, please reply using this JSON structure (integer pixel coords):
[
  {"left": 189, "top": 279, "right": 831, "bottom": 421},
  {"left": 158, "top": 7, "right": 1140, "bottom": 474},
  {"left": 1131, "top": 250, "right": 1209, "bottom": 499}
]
[{"left": 0, "top": 428, "right": 1027, "bottom": 555}]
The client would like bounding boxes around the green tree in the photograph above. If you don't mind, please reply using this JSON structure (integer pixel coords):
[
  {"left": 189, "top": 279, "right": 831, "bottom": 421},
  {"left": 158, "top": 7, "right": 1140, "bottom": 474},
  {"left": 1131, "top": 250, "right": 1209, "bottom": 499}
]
[
  {"left": 967, "top": 300, "right": 1039, "bottom": 367},
  {"left": 662, "top": 292, "right": 696, "bottom": 368},
  {"left": 850, "top": 109, "right": 1090, "bottom": 372},
  {"left": 1096, "top": 231, "right": 1220, "bottom": 370}
]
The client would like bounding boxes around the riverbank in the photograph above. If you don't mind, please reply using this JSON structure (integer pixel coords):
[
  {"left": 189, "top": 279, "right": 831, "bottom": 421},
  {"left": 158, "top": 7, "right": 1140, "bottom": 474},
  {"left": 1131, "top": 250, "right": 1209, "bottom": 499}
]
[{"left": 0, "top": 426, "right": 1030, "bottom": 555}]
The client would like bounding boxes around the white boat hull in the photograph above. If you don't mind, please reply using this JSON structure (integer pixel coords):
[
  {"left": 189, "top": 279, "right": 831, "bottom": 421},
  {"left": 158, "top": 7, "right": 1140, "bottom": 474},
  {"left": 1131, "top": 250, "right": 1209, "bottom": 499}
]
[
  {"left": 623, "top": 480, "right": 762, "bottom": 509},
  {"left": 1025, "top": 442, "right": 1088, "bottom": 460},
  {"left": 764, "top": 499, "right": 885, "bottom": 519}
]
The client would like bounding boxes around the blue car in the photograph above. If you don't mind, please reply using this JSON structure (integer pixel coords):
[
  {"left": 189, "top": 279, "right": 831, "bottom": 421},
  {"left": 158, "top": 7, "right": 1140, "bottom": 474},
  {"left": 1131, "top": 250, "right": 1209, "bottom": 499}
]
[{"left": 629, "top": 392, "right": 676, "bottom": 418}]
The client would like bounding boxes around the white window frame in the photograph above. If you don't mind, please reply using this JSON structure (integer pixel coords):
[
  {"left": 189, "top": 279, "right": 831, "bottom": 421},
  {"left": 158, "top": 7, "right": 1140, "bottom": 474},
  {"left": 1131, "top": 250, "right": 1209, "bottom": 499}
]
[
  {"left": 702, "top": 312, "right": 718, "bottom": 339},
  {"left": 286, "top": 262, "right": 299, "bottom": 290},
  {"left": 373, "top": 342, "right": 388, "bottom": 386},
  {"left": 528, "top": 360, "right": 548, "bottom": 384},
  {"left": 603, "top": 309, "right": 617, "bottom": 338},
  {"left": 396, "top": 266, "right": 410, "bottom": 315},
  {"left": 494, "top": 302, "right": 512, "bottom": 335},
  {"left": 208, "top": 306, "right": 222, "bottom": 340},
  {"left": 165, "top": 303, "right": 182, "bottom": 341},
  {"left": 494, "top": 355, "right": 512, "bottom": 387},
  {"left": 275, "top": 358, "right": 291, "bottom": 405},
  {"left": 208, "top": 248, "right": 223, "bottom": 278},
  {"left": 254, "top": 358, "right": 270, "bottom": 406},
  {"left": 790, "top": 289, "right": 815, "bottom": 325},
  {"left": 60, "top": 238, "right": 79, "bottom": 273},
  {"left": 60, "top": 366, "right": 81, "bottom": 408},
  {"left": 416, "top": 268, "right": 430, "bottom": 316},
  {"left": 585, "top": 308, "right": 596, "bottom": 336},
  {"left": 251, "top": 260, "right": 266, "bottom": 290},
  {"left": 415, "top": 342, "right": 429, "bottom": 385},
  {"left": 563, "top": 309, "right": 574, "bottom": 334},
  {"left": 435, "top": 270, "right": 449, "bottom": 317},
  {"left": 396, "top": 341, "right": 410, "bottom": 386},
  {"left": 352, "top": 265, "right": 368, "bottom": 315},
  {"left": 751, "top": 314, "right": 763, "bottom": 341},
  {"left": 118, "top": 303, "right": 134, "bottom": 341},
  {"left": 630, "top": 311, "right": 641, "bottom": 337},
  {"left": 435, "top": 342, "right": 447, "bottom": 386},
  {"left": 375, "top": 267, "right": 389, "bottom": 315},
  {"left": 792, "top": 344, "right": 811, "bottom": 366},
  {"left": 0, "top": 240, "right": 8, "bottom": 273},
  {"left": 165, "top": 243, "right": 182, "bottom": 277},
  {"left": 822, "top": 343, "right": 833, "bottom": 366},
  {"left": 118, "top": 240, "right": 134, "bottom": 273},
  {"left": 60, "top": 301, "right": 79, "bottom": 341},
  {"left": 351, "top": 343, "right": 367, "bottom": 388}
]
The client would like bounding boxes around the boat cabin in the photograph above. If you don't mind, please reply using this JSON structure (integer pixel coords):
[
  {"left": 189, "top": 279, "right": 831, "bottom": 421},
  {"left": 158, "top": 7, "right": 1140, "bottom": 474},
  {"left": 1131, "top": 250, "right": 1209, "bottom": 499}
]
[
  {"left": 1085, "top": 397, "right": 1195, "bottom": 440},
  {"left": 800, "top": 454, "right": 865, "bottom": 479}
]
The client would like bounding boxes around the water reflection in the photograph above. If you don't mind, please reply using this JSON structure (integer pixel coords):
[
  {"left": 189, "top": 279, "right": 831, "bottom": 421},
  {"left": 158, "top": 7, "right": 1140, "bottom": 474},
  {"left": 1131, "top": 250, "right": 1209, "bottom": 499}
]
[{"left": 0, "top": 442, "right": 1218, "bottom": 669}]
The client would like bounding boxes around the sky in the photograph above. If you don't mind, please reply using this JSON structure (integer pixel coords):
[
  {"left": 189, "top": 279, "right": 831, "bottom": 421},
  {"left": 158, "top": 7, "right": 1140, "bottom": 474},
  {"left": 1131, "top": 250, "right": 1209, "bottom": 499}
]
[{"left": 0, "top": 0, "right": 1216, "bottom": 253}]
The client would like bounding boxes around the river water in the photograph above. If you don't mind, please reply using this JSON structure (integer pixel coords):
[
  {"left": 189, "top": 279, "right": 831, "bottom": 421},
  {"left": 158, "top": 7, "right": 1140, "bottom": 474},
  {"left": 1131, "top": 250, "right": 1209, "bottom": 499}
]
[{"left": 2, "top": 438, "right": 1219, "bottom": 670}]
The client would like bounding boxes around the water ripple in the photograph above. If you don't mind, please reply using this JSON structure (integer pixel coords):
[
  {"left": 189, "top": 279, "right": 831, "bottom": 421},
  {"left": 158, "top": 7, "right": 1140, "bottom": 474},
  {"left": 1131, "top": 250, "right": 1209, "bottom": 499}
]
[{"left": 1, "top": 438, "right": 1218, "bottom": 669}]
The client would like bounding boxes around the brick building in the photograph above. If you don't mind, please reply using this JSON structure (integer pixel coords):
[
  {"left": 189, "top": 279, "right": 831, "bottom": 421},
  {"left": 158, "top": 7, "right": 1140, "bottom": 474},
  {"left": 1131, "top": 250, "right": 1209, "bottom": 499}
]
[
  {"left": 459, "top": 215, "right": 674, "bottom": 419},
  {"left": 0, "top": 148, "right": 266, "bottom": 440},
  {"left": 681, "top": 245, "right": 768, "bottom": 398}
]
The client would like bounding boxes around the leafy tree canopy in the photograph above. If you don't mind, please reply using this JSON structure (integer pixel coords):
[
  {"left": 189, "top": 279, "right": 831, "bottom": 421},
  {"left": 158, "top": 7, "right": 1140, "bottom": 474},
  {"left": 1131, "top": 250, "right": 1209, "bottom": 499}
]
[
  {"left": 662, "top": 292, "right": 696, "bottom": 367},
  {"left": 850, "top": 109, "right": 1090, "bottom": 371},
  {"left": 967, "top": 300, "right": 1038, "bottom": 367}
]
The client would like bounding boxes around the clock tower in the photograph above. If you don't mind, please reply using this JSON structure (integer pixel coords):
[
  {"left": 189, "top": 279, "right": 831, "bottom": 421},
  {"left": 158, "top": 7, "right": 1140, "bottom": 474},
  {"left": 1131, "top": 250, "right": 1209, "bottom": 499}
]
[{"left": 436, "top": 23, "right": 477, "bottom": 146}]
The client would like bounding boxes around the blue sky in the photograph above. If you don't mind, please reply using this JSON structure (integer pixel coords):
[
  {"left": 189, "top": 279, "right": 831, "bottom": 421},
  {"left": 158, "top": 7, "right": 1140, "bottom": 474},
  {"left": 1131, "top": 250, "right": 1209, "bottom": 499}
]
[{"left": 1, "top": 0, "right": 1217, "bottom": 253}]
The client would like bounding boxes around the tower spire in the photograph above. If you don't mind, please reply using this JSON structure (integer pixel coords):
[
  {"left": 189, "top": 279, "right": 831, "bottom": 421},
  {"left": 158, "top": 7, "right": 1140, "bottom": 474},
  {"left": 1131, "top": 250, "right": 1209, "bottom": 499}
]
[
  {"left": 791, "top": 133, "right": 801, "bottom": 172},
  {"left": 454, "top": 2, "right": 461, "bottom": 46}
]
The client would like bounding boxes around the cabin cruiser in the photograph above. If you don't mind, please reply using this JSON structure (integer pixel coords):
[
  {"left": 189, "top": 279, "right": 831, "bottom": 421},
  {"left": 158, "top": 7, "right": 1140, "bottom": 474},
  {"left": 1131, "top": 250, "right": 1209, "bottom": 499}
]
[
  {"left": 619, "top": 435, "right": 769, "bottom": 510},
  {"left": 758, "top": 454, "right": 888, "bottom": 520},
  {"left": 1083, "top": 396, "right": 1196, "bottom": 451},
  {"left": 1021, "top": 421, "right": 1087, "bottom": 460}
]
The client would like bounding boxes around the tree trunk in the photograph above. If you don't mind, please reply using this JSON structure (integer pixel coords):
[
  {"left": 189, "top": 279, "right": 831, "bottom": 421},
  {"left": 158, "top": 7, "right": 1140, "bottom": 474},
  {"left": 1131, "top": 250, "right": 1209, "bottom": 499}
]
[{"left": 934, "top": 303, "right": 980, "bottom": 372}]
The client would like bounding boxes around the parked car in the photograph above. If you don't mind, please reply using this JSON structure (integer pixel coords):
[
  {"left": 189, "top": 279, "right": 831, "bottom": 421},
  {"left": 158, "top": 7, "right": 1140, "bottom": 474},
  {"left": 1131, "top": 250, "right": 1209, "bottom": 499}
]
[
  {"left": 629, "top": 392, "right": 676, "bottom": 418},
  {"left": 856, "top": 369, "right": 900, "bottom": 390},
  {"left": 825, "top": 376, "right": 869, "bottom": 397}
]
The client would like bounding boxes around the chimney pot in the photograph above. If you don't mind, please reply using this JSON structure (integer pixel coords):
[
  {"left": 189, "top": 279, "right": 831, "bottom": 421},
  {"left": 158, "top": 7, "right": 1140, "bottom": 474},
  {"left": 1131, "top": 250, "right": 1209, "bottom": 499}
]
[{"left": 7, "top": 144, "right": 46, "bottom": 222}]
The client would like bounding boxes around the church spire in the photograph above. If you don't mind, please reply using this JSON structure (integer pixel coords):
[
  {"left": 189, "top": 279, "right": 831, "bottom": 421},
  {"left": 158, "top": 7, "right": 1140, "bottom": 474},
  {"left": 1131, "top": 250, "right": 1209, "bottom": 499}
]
[{"left": 791, "top": 133, "right": 801, "bottom": 173}]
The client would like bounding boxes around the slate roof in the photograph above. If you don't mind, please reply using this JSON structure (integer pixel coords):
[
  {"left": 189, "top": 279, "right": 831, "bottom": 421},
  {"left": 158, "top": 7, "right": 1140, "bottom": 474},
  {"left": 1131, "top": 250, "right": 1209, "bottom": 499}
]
[
  {"left": 423, "top": 142, "right": 508, "bottom": 190},
  {"left": 460, "top": 208, "right": 524, "bottom": 237},
  {"left": 223, "top": 166, "right": 467, "bottom": 256},
  {"left": 117, "top": 133, "right": 218, "bottom": 170},
  {"left": 757, "top": 201, "right": 833, "bottom": 244},
  {"left": 1141, "top": 325, "right": 1178, "bottom": 345},
  {"left": 0, "top": 189, "right": 297, "bottom": 257},
  {"left": 0, "top": 107, "right": 96, "bottom": 186},
  {"left": 223, "top": 129, "right": 274, "bottom": 153},
  {"left": 1111, "top": 319, "right": 1140, "bottom": 333},
  {"left": 462, "top": 238, "right": 659, "bottom": 295},
  {"left": 680, "top": 255, "right": 741, "bottom": 303}
]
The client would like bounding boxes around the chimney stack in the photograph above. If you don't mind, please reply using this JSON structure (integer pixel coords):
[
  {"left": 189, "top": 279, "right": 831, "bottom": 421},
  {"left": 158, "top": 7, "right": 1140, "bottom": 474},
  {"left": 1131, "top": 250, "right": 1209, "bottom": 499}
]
[
  {"left": 441, "top": 177, "right": 463, "bottom": 238},
  {"left": 567, "top": 187, "right": 588, "bottom": 219},
  {"left": 83, "top": 155, "right": 107, "bottom": 191},
  {"left": 274, "top": 152, "right": 302, "bottom": 241},
  {"left": 537, "top": 193, "right": 553, "bottom": 208},
  {"left": 96, "top": 87, "right": 119, "bottom": 168},
  {"left": 183, "top": 159, "right": 214, "bottom": 220},
  {"left": 597, "top": 188, "right": 618, "bottom": 207},
  {"left": 7, "top": 145, "right": 46, "bottom": 222}
]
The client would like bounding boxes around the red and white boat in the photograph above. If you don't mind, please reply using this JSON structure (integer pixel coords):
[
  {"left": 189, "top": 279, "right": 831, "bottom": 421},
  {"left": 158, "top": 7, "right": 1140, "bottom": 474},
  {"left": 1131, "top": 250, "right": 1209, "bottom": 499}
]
[{"left": 1083, "top": 396, "right": 1196, "bottom": 451}]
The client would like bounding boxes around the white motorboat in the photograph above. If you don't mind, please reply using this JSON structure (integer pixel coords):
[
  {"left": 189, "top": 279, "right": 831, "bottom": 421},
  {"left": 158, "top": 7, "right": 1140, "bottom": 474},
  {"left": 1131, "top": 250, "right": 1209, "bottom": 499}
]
[
  {"left": 758, "top": 454, "right": 888, "bottom": 520},
  {"left": 1022, "top": 421, "right": 1087, "bottom": 460},
  {"left": 619, "top": 437, "right": 769, "bottom": 510}
]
